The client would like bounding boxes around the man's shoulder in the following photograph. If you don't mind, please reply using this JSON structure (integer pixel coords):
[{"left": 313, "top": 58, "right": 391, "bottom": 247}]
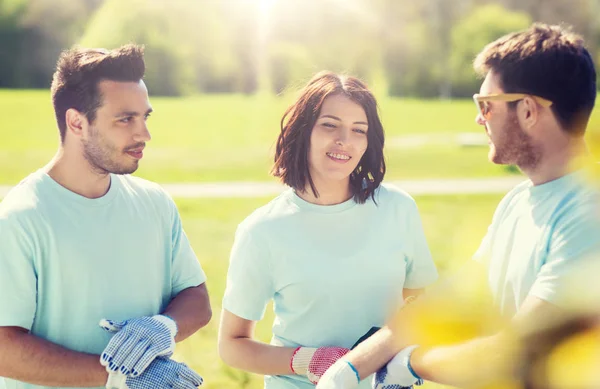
[
  {"left": 490, "top": 177, "right": 531, "bottom": 216},
  {"left": 563, "top": 173, "right": 600, "bottom": 206},
  {"left": 552, "top": 178, "right": 600, "bottom": 228},
  {"left": 115, "top": 174, "right": 172, "bottom": 204},
  {"left": 503, "top": 177, "right": 532, "bottom": 200},
  {"left": 0, "top": 171, "right": 47, "bottom": 222}
]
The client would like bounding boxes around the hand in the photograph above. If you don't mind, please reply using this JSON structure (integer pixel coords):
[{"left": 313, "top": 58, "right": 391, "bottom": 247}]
[
  {"left": 315, "top": 359, "right": 360, "bottom": 389},
  {"left": 105, "top": 357, "right": 203, "bottom": 389},
  {"left": 372, "top": 346, "right": 422, "bottom": 389},
  {"left": 100, "top": 315, "right": 178, "bottom": 377},
  {"left": 291, "top": 346, "right": 350, "bottom": 384}
]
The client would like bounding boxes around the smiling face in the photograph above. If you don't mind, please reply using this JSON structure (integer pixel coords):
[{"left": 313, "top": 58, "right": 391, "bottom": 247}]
[
  {"left": 80, "top": 79, "right": 153, "bottom": 175},
  {"left": 307, "top": 93, "right": 369, "bottom": 189}
]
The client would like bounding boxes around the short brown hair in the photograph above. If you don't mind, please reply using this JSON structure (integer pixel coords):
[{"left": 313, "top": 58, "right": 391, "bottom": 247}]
[
  {"left": 272, "top": 71, "right": 386, "bottom": 204},
  {"left": 50, "top": 44, "right": 146, "bottom": 142},
  {"left": 474, "top": 23, "right": 596, "bottom": 135}
]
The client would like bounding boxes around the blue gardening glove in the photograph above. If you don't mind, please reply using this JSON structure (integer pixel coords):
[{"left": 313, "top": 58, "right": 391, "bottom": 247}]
[
  {"left": 373, "top": 346, "right": 422, "bottom": 389},
  {"left": 105, "top": 357, "right": 203, "bottom": 389},
  {"left": 100, "top": 315, "right": 178, "bottom": 377}
]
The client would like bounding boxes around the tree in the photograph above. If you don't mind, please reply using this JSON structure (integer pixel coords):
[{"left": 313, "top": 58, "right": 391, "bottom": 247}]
[
  {"left": 449, "top": 4, "right": 531, "bottom": 97},
  {"left": 80, "top": 0, "right": 237, "bottom": 95},
  {"left": 0, "top": 0, "right": 95, "bottom": 88},
  {"left": 0, "top": 0, "right": 27, "bottom": 87},
  {"left": 266, "top": 0, "right": 382, "bottom": 93}
]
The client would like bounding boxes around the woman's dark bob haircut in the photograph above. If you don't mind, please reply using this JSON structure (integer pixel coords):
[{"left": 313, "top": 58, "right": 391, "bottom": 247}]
[{"left": 271, "top": 71, "right": 386, "bottom": 204}]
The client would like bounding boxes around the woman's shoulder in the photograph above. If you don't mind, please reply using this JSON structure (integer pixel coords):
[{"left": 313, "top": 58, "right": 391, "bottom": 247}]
[
  {"left": 373, "top": 182, "right": 418, "bottom": 210},
  {"left": 237, "top": 188, "right": 297, "bottom": 234}
]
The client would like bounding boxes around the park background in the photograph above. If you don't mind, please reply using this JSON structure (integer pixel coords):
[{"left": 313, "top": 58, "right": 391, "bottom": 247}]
[{"left": 1, "top": 0, "right": 600, "bottom": 388}]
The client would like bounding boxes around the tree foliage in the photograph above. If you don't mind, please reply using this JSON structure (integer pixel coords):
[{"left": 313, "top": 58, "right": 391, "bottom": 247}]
[
  {"left": 450, "top": 4, "right": 531, "bottom": 97},
  {"left": 0, "top": 0, "right": 598, "bottom": 96}
]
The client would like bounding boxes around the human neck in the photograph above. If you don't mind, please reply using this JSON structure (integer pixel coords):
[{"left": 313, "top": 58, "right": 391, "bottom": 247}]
[
  {"left": 44, "top": 146, "right": 112, "bottom": 199},
  {"left": 521, "top": 137, "right": 589, "bottom": 186},
  {"left": 297, "top": 176, "right": 353, "bottom": 205}
]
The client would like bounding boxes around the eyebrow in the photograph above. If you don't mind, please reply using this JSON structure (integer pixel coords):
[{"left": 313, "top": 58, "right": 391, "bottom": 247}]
[
  {"left": 319, "top": 114, "right": 368, "bottom": 126},
  {"left": 115, "top": 108, "right": 153, "bottom": 117}
]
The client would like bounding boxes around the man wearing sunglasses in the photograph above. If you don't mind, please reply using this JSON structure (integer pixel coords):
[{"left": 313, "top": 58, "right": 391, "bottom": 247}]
[{"left": 316, "top": 23, "right": 600, "bottom": 389}]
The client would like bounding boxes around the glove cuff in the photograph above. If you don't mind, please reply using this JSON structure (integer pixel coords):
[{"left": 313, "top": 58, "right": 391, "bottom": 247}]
[
  {"left": 291, "top": 347, "right": 317, "bottom": 375},
  {"left": 319, "top": 359, "right": 361, "bottom": 389},
  {"left": 398, "top": 345, "right": 423, "bottom": 384},
  {"left": 153, "top": 314, "right": 178, "bottom": 337},
  {"left": 105, "top": 372, "right": 127, "bottom": 389}
]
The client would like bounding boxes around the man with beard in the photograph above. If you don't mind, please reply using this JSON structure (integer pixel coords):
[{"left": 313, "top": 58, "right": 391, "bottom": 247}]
[
  {"left": 0, "top": 45, "right": 210, "bottom": 389},
  {"left": 316, "top": 23, "right": 600, "bottom": 389}
]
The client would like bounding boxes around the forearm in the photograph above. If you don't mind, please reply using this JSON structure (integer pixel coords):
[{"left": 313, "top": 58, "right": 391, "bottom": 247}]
[
  {"left": 164, "top": 284, "right": 212, "bottom": 342},
  {"left": 219, "top": 337, "right": 296, "bottom": 376},
  {"left": 0, "top": 328, "right": 107, "bottom": 387},
  {"left": 345, "top": 290, "right": 426, "bottom": 379},
  {"left": 410, "top": 333, "right": 519, "bottom": 388},
  {"left": 344, "top": 326, "right": 401, "bottom": 379}
]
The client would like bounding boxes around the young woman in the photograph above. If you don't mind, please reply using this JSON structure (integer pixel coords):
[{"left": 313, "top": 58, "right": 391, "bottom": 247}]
[{"left": 218, "top": 71, "right": 438, "bottom": 389}]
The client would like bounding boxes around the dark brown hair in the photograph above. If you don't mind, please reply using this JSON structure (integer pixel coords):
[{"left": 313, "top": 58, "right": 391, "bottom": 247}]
[
  {"left": 271, "top": 71, "right": 386, "bottom": 204},
  {"left": 50, "top": 44, "right": 146, "bottom": 142},
  {"left": 474, "top": 23, "right": 596, "bottom": 136}
]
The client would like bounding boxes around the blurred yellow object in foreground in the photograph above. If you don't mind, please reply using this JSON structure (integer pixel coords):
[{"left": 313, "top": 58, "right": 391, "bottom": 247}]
[
  {"left": 391, "top": 262, "right": 507, "bottom": 347},
  {"left": 545, "top": 324, "right": 600, "bottom": 388}
]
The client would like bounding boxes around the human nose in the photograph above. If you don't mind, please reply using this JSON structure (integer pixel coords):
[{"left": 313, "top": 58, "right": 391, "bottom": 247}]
[
  {"left": 475, "top": 113, "right": 486, "bottom": 126},
  {"left": 134, "top": 121, "right": 151, "bottom": 142},
  {"left": 335, "top": 128, "right": 350, "bottom": 146}
]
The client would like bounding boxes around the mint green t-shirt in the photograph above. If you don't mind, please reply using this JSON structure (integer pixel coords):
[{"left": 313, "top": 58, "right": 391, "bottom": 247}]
[
  {"left": 474, "top": 171, "right": 600, "bottom": 317},
  {"left": 0, "top": 171, "right": 206, "bottom": 389},
  {"left": 223, "top": 184, "right": 439, "bottom": 389}
]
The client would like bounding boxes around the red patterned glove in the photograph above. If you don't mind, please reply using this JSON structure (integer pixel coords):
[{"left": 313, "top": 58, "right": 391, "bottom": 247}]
[{"left": 291, "top": 346, "right": 350, "bottom": 384}]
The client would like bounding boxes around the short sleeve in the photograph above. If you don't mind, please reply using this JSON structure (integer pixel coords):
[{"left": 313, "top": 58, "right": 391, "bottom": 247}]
[
  {"left": 404, "top": 202, "right": 439, "bottom": 289},
  {"left": 472, "top": 225, "right": 492, "bottom": 266},
  {"left": 0, "top": 216, "right": 37, "bottom": 330},
  {"left": 222, "top": 224, "right": 274, "bottom": 321},
  {"left": 169, "top": 198, "right": 207, "bottom": 296},
  {"left": 473, "top": 186, "right": 520, "bottom": 266},
  {"left": 529, "top": 204, "right": 600, "bottom": 307}
]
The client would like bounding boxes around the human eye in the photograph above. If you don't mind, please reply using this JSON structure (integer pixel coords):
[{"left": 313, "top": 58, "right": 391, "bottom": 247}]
[
  {"left": 322, "top": 122, "right": 336, "bottom": 128},
  {"left": 353, "top": 128, "right": 367, "bottom": 135},
  {"left": 483, "top": 102, "right": 492, "bottom": 115},
  {"left": 119, "top": 117, "right": 133, "bottom": 124}
]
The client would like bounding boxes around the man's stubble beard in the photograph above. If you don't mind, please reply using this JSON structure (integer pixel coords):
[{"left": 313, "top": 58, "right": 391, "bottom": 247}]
[
  {"left": 493, "top": 111, "right": 542, "bottom": 171},
  {"left": 82, "top": 126, "right": 138, "bottom": 175}
]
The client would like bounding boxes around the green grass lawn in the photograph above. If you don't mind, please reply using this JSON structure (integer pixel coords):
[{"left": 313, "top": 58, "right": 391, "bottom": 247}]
[
  {"left": 2, "top": 89, "right": 598, "bottom": 185},
  {"left": 8, "top": 90, "right": 600, "bottom": 185},
  {"left": 171, "top": 193, "right": 502, "bottom": 389}
]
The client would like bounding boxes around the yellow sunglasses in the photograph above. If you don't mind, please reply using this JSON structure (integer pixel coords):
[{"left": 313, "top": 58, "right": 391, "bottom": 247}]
[{"left": 473, "top": 93, "right": 553, "bottom": 119}]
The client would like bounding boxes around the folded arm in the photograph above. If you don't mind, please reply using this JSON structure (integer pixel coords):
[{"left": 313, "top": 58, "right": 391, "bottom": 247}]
[
  {"left": 165, "top": 283, "right": 212, "bottom": 342},
  {"left": 0, "top": 326, "right": 107, "bottom": 387},
  {"left": 342, "top": 295, "right": 566, "bottom": 388},
  {"left": 218, "top": 309, "right": 296, "bottom": 375}
]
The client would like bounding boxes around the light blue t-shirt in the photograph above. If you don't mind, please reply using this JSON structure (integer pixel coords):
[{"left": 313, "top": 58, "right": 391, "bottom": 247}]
[
  {"left": 223, "top": 184, "right": 439, "bottom": 389},
  {"left": 474, "top": 171, "right": 600, "bottom": 317},
  {"left": 0, "top": 171, "right": 206, "bottom": 389}
]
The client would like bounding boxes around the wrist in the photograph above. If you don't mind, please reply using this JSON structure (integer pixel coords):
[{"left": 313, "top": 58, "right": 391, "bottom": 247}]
[
  {"left": 153, "top": 314, "right": 178, "bottom": 337},
  {"left": 402, "top": 345, "right": 423, "bottom": 385},
  {"left": 105, "top": 371, "right": 126, "bottom": 389},
  {"left": 343, "top": 360, "right": 360, "bottom": 383},
  {"left": 291, "top": 347, "right": 317, "bottom": 375},
  {"left": 292, "top": 346, "right": 350, "bottom": 384},
  {"left": 317, "top": 359, "right": 360, "bottom": 389}
]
